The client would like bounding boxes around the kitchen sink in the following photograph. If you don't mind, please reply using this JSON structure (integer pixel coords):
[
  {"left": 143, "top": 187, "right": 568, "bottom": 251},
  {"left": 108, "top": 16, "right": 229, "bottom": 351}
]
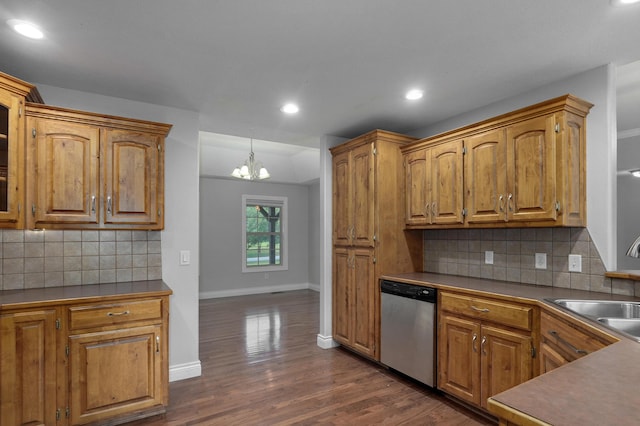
[
  {"left": 547, "top": 298, "right": 640, "bottom": 340},
  {"left": 597, "top": 318, "right": 640, "bottom": 339},
  {"left": 550, "top": 299, "right": 640, "bottom": 319}
]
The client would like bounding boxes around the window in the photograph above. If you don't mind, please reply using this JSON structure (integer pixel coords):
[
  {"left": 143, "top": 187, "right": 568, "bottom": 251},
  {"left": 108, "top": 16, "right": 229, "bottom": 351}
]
[{"left": 242, "top": 195, "right": 288, "bottom": 272}]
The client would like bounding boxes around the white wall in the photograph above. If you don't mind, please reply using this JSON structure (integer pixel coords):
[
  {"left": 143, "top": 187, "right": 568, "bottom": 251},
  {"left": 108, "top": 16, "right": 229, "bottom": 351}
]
[
  {"left": 410, "top": 65, "right": 617, "bottom": 270},
  {"left": 317, "top": 135, "right": 348, "bottom": 349},
  {"left": 199, "top": 177, "right": 311, "bottom": 298},
  {"left": 36, "top": 84, "right": 202, "bottom": 381},
  {"left": 617, "top": 135, "right": 640, "bottom": 269},
  {"left": 308, "top": 180, "right": 321, "bottom": 288}
]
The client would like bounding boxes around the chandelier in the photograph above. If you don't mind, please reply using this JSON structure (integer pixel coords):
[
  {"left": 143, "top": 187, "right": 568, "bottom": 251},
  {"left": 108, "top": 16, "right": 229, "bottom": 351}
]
[{"left": 231, "top": 138, "right": 270, "bottom": 180}]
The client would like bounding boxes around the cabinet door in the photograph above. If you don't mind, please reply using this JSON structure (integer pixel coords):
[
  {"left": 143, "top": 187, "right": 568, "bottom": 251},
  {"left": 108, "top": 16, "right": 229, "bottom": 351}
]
[
  {"left": 351, "top": 248, "right": 376, "bottom": 358},
  {"left": 351, "top": 143, "right": 374, "bottom": 247},
  {"left": 31, "top": 118, "right": 99, "bottom": 225},
  {"left": 69, "top": 325, "right": 163, "bottom": 425},
  {"left": 438, "top": 314, "right": 481, "bottom": 405},
  {"left": 332, "top": 151, "right": 351, "bottom": 246},
  {"left": 332, "top": 247, "right": 351, "bottom": 346},
  {"left": 0, "top": 90, "right": 24, "bottom": 225},
  {"left": 539, "top": 341, "right": 569, "bottom": 374},
  {"left": 506, "top": 115, "right": 557, "bottom": 222},
  {"left": 404, "top": 149, "right": 429, "bottom": 225},
  {"left": 430, "top": 140, "right": 464, "bottom": 224},
  {"left": 480, "top": 325, "right": 533, "bottom": 409},
  {"left": 465, "top": 130, "right": 507, "bottom": 223},
  {"left": 103, "top": 129, "right": 162, "bottom": 226},
  {"left": 0, "top": 309, "right": 58, "bottom": 426}
]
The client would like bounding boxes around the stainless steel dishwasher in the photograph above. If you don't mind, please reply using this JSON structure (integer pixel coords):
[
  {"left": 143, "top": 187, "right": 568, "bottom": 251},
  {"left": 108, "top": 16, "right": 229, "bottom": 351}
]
[{"left": 380, "top": 279, "right": 437, "bottom": 387}]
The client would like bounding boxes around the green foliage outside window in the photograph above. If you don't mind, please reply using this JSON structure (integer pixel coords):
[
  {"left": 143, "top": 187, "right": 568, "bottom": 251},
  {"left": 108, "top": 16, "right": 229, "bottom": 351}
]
[{"left": 245, "top": 204, "right": 282, "bottom": 267}]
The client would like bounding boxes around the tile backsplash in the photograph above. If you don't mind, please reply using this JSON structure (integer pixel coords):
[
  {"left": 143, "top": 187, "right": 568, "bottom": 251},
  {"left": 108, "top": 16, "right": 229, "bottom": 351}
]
[
  {"left": 423, "top": 227, "right": 640, "bottom": 297},
  {"left": 0, "top": 229, "right": 162, "bottom": 290}
]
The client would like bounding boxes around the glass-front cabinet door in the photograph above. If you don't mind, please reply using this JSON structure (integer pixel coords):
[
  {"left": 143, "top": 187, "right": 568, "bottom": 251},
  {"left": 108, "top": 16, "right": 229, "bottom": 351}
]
[
  {"left": 0, "top": 88, "right": 24, "bottom": 226},
  {"left": 0, "top": 71, "right": 34, "bottom": 228}
]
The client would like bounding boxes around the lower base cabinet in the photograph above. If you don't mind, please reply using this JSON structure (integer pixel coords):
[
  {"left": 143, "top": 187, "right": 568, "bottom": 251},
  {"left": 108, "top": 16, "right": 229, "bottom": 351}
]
[
  {"left": 69, "top": 325, "right": 165, "bottom": 425},
  {"left": 0, "top": 283, "right": 171, "bottom": 426},
  {"left": 438, "top": 291, "right": 535, "bottom": 410},
  {"left": 539, "top": 309, "right": 617, "bottom": 374},
  {"left": 0, "top": 308, "right": 60, "bottom": 426}
]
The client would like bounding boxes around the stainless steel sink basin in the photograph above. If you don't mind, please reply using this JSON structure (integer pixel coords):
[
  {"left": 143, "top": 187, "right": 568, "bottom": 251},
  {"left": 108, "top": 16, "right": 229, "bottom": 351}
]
[
  {"left": 551, "top": 299, "right": 640, "bottom": 319},
  {"left": 597, "top": 318, "right": 640, "bottom": 338},
  {"left": 548, "top": 298, "right": 640, "bottom": 340}
]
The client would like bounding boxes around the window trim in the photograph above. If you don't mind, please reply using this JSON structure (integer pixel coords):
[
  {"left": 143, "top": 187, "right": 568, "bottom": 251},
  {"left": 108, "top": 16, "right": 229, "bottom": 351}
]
[{"left": 242, "top": 194, "right": 288, "bottom": 273}]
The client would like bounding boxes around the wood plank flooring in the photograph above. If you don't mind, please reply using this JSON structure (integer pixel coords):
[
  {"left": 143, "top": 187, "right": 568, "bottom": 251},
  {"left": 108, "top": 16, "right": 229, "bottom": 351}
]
[{"left": 130, "top": 290, "right": 494, "bottom": 425}]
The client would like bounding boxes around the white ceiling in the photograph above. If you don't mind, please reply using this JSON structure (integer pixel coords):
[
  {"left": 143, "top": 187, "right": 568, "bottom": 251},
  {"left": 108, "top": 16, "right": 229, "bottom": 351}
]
[{"left": 1, "top": 1, "right": 639, "bottom": 157}]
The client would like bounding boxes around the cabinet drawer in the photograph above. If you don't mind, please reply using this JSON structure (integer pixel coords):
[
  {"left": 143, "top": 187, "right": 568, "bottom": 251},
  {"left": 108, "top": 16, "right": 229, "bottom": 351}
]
[
  {"left": 440, "top": 292, "right": 533, "bottom": 331},
  {"left": 540, "top": 311, "right": 613, "bottom": 361},
  {"left": 69, "top": 299, "right": 162, "bottom": 331}
]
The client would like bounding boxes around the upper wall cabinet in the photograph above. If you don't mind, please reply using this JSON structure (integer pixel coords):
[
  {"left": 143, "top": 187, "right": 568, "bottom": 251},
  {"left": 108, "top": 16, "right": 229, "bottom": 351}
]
[
  {"left": 0, "top": 72, "right": 41, "bottom": 229},
  {"left": 402, "top": 94, "right": 592, "bottom": 229},
  {"left": 26, "top": 104, "right": 172, "bottom": 230}
]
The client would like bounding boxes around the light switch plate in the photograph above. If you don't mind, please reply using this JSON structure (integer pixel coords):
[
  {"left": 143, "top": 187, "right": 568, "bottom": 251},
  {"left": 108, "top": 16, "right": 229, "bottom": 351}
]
[
  {"left": 568, "top": 254, "right": 582, "bottom": 272},
  {"left": 485, "top": 250, "right": 494, "bottom": 265},
  {"left": 179, "top": 250, "right": 191, "bottom": 265},
  {"left": 535, "top": 253, "right": 547, "bottom": 269}
]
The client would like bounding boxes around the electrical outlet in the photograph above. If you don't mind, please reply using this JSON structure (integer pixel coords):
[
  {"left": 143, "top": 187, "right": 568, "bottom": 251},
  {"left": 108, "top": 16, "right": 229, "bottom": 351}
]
[
  {"left": 568, "top": 254, "right": 582, "bottom": 272},
  {"left": 535, "top": 253, "right": 547, "bottom": 269},
  {"left": 485, "top": 250, "right": 494, "bottom": 265}
]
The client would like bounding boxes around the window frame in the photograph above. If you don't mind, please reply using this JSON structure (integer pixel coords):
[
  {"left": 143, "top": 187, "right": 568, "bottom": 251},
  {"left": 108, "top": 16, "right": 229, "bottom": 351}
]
[{"left": 241, "top": 194, "right": 288, "bottom": 273}]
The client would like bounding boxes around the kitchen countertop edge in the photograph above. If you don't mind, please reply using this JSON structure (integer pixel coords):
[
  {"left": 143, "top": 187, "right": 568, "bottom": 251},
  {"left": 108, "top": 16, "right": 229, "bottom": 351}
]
[{"left": 0, "top": 280, "right": 173, "bottom": 310}]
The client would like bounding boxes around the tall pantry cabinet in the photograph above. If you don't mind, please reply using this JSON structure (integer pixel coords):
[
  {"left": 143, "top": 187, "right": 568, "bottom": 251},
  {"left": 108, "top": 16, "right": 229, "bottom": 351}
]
[{"left": 330, "top": 130, "right": 422, "bottom": 360}]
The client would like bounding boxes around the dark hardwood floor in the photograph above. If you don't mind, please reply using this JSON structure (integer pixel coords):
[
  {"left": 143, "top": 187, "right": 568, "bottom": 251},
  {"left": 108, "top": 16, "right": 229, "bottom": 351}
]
[{"left": 131, "top": 290, "right": 494, "bottom": 425}]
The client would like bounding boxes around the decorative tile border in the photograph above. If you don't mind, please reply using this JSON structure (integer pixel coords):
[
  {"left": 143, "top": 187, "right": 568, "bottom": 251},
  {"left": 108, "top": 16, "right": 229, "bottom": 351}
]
[{"left": 0, "top": 230, "right": 162, "bottom": 290}]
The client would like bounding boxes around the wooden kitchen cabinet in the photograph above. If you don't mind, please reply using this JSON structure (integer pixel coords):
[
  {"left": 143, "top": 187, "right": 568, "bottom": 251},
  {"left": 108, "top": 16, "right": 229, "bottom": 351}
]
[
  {"left": 0, "top": 282, "right": 171, "bottom": 426},
  {"left": 403, "top": 94, "right": 592, "bottom": 229},
  {"left": 25, "top": 104, "right": 171, "bottom": 230},
  {"left": 332, "top": 246, "right": 376, "bottom": 357},
  {"left": 438, "top": 291, "right": 535, "bottom": 410},
  {"left": 332, "top": 143, "right": 374, "bottom": 248},
  {"left": 0, "top": 72, "right": 41, "bottom": 228},
  {"left": 330, "top": 130, "right": 422, "bottom": 360},
  {"left": 539, "top": 309, "right": 617, "bottom": 374},
  {"left": 0, "top": 308, "right": 61, "bottom": 426},
  {"left": 404, "top": 140, "right": 464, "bottom": 226}
]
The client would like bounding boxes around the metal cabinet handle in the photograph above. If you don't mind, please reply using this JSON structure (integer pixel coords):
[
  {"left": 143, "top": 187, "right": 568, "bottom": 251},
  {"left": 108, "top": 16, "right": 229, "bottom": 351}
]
[
  {"left": 156, "top": 336, "right": 160, "bottom": 353},
  {"left": 498, "top": 194, "right": 504, "bottom": 212},
  {"left": 507, "top": 193, "right": 514, "bottom": 211},
  {"left": 432, "top": 202, "right": 437, "bottom": 219},
  {"left": 91, "top": 195, "right": 96, "bottom": 213},
  {"left": 548, "top": 330, "right": 589, "bottom": 355},
  {"left": 107, "top": 310, "right": 130, "bottom": 317},
  {"left": 470, "top": 305, "right": 490, "bottom": 313},
  {"left": 472, "top": 333, "right": 478, "bottom": 353},
  {"left": 107, "top": 196, "right": 112, "bottom": 214},
  {"left": 481, "top": 336, "right": 487, "bottom": 355}
]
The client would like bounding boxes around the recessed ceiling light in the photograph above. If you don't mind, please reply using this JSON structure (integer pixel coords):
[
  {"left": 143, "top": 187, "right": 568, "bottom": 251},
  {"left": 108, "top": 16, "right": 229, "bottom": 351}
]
[
  {"left": 611, "top": 0, "right": 640, "bottom": 6},
  {"left": 281, "top": 103, "right": 299, "bottom": 114},
  {"left": 630, "top": 169, "right": 640, "bottom": 178},
  {"left": 7, "top": 19, "right": 44, "bottom": 39},
  {"left": 405, "top": 89, "right": 424, "bottom": 100}
]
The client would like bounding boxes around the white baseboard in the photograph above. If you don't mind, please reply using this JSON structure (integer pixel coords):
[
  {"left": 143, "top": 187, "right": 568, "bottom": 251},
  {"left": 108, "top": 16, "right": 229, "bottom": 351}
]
[
  {"left": 317, "top": 334, "right": 339, "bottom": 349},
  {"left": 200, "top": 282, "right": 318, "bottom": 299},
  {"left": 169, "top": 361, "right": 202, "bottom": 382}
]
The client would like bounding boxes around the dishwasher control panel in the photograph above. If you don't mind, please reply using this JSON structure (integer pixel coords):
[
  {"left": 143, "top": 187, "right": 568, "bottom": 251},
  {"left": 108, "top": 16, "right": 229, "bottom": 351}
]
[{"left": 380, "top": 280, "right": 436, "bottom": 303}]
